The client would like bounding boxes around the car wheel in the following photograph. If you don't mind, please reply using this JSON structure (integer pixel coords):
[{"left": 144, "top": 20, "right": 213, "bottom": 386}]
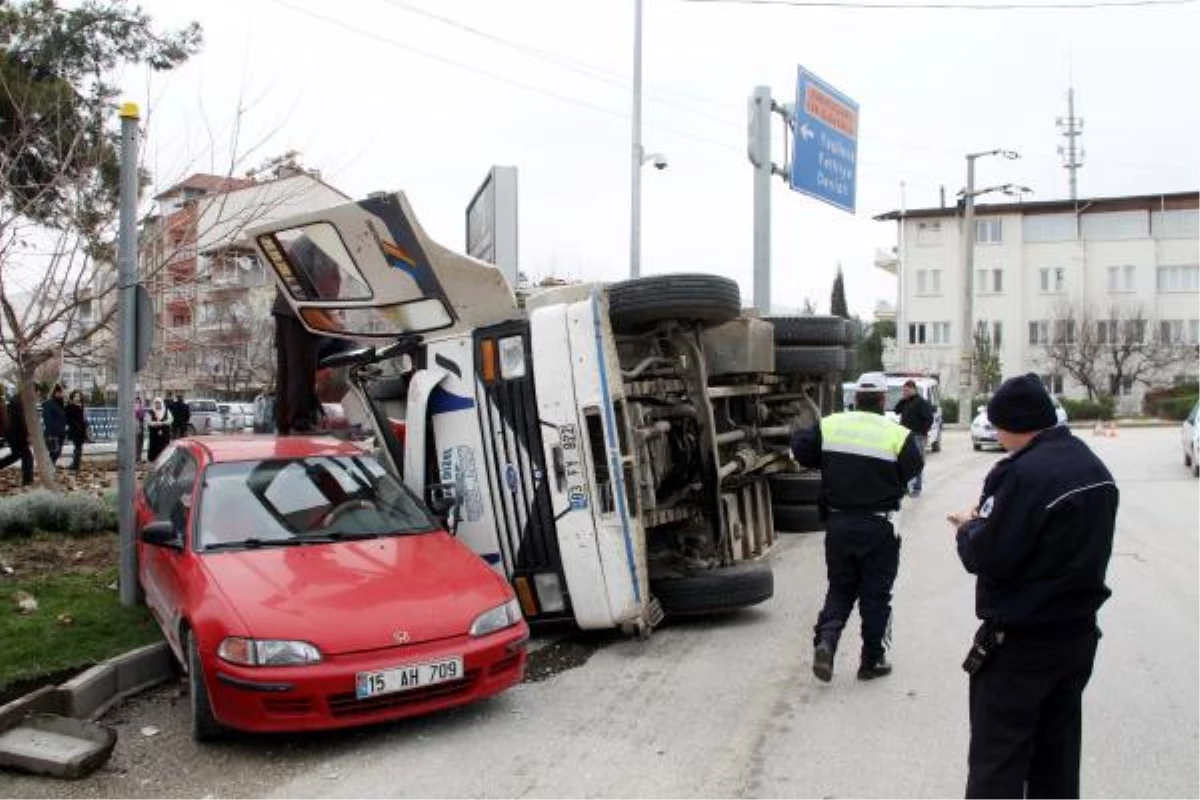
[
  {"left": 973, "top": 442, "right": 982, "bottom": 452},
  {"left": 650, "top": 562, "right": 774, "bottom": 617},
  {"left": 1186, "top": 452, "right": 1193, "bottom": 468},
  {"left": 772, "top": 503, "right": 824, "bottom": 533},
  {"left": 930, "top": 437, "right": 941, "bottom": 453},
  {"left": 767, "top": 473, "right": 822, "bottom": 504},
  {"left": 186, "top": 630, "right": 223, "bottom": 742},
  {"left": 765, "top": 315, "right": 849, "bottom": 346},
  {"left": 608, "top": 274, "right": 741, "bottom": 334}
]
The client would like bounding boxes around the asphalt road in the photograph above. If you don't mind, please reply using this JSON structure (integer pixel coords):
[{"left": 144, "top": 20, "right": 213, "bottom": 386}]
[{"left": 3, "top": 427, "right": 1196, "bottom": 799}]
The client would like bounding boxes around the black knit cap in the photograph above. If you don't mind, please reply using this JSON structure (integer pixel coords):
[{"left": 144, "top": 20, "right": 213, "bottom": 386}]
[{"left": 987, "top": 373, "right": 1057, "bottom": 433}]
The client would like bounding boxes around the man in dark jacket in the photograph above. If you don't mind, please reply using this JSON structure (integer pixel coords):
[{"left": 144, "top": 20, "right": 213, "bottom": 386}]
[
  {"left": 0, "top": 391, "right": 33, "bottom": 484},
  {"left": 948, "top": 373, "right": 1118, "bottom": 799},
  {"left": 792, "top": 371, "right": 923, "bottom": 683},
  {"left": 894, "top": 379, "right": 934, "bottom": 496}
]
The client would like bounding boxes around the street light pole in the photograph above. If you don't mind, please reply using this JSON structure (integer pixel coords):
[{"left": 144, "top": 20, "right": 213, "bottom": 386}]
[
  {"left": 958, "top": 148, "right": 1018, "bottom": 425},
  {"left": 629, "top": 0, "right": 644, "bottom": 279}
]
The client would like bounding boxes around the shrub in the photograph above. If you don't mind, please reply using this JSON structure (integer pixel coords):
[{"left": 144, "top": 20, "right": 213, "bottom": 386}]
[
  {"left": 1060, "top": 395, "right": 1115, "bottom": 422},
  {"left": 0, "top": 490, "right": 117, "bottom": 539},
  {"left": 1143, "top": 383, "right": 1199, "bottom": 418},
  {"left": 1159, "top": 395, "right": 1198, "bottom": 421},
  {"left": 940, "top": 398, "right": 959, "bottom": 424}
]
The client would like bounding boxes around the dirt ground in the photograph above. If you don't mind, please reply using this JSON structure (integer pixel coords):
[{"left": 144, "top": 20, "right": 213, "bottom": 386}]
[{"left": 0, "top": 458, "right": 150, "bottom": 497}]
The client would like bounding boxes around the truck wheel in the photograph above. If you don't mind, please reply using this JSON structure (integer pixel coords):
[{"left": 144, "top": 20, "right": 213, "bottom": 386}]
[
  {"left": 608, "top": 274, "right": 741, "bottom": 334},
  {"left": 768, "top": 472, "right": 822, "bottom": 504},
  {"left": 842, "top": 347, "right": 858, "bottom": 375},
  {"left": 765, "top": 316, "right": 848, "bottom": 346},
  {"left": 774, "top": 346, "right": 845, "bottom": 374},
  {"left": 773, "top": 503, "right": 824, "bottom": 533},
  {"left": 650, "top": 562, "right": 774, "bottom": 616}
]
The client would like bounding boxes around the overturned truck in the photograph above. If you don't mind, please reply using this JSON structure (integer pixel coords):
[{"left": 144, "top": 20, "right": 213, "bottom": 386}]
[{"left": 251, "top": 192, "right": 854, "bottom": 635}]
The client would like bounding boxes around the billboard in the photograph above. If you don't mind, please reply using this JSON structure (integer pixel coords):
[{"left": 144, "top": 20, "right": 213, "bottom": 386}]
[{"left": 465, "top": 166, "right": 519, "bottom": 288}]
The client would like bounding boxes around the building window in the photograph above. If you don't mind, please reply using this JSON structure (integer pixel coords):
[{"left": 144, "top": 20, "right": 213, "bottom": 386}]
[
  {"left": 977, "top": 269, "right": 1003, "bottom": 294},
  {"left": 1029, "top": 320, "right": 1049, "bottom": 345},
  {"left": 1192, "top": 320, "right": 1200, "bottom": 345},
  {"left": 1040, "top": 374, "right": 1064, "bottom": 395},
  {"left": 1053, "top": 320, "right": 1076, "bottom": 345},
  {"left": 1107, "top": 265, "right": 1135, "bottom": 292},
  {"left": 1160, "top": 320, "right": 1179, "bottom": 344},
  {"left": 916, "top": 221, "right": 942, "bottom": 246},
  {"left": 915, "top": 269, "right": 942, "bottom": 295},
  {"left": 975, "top": 219, "right": 1002, "bottom": 244},
  {"left": 992, "top": 321, "right": 1003, "bottom": 348},
  {"left": 1120, "top": 376, "right": 1135, "bottom": 396},
  {"left": 172, "top": 314, "right": 189, "bottom": 327},
  {"left": 1097, "top": 320, "right": 1117, "bottom": 345},
  {"left": 1039, "top": 267, "right": 1065, "bottom": 293},
  {"left": 1023, "top": 213, "right": 1076, "bottom": 243},
  {"left": 1157, "top": 265, "right": 1200, "bottom": 292},
  {"left": 975, "top": 320, "right": 1002, "bottom": 347},
  {"left": 931, "top": 322, "right": 951, "bottom": 344},
  {"left": 908, "top": 323, "right": 926, "bottom": 345},
  {"left": 1152, "top": 209, "right": 1200, "bottom": 240},
  {"left": 1123, "top": 319, "right": 1147, "bottom": 344},
  {"left": 1081, "top": 210, "right": 1149, "bottom": 241}
]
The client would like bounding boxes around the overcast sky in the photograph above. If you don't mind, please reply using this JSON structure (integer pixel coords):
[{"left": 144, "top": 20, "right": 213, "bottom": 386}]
[{"left": 125, "top": 0, "right": 1200, "bottom": 319}]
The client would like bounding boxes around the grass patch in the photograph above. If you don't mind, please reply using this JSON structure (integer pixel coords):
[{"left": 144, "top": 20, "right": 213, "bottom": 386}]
[{"left": 1, "top": 540, "right": 162, "bottom": 692}]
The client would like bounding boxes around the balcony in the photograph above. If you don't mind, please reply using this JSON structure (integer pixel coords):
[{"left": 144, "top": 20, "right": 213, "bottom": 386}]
[{"left": 874, "top": 248, "right": 899, "bottom": 275}]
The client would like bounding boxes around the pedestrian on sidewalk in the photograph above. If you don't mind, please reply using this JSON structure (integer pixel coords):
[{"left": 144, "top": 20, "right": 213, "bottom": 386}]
[
  {"left": 894, "top": 379, "right": 934, "bottom": 496},
  {"left": 791, "top": 371, "right": 923, "bottom": 683},
  {"left": 948, "top": 373, "right": 1118, "bottom": 799},
  {"left": 134, "top": 395, "right": 146, "bottom": 463},
  {"left": 0, "top": 389, "right": 32, "bottom": 485},
  {"left": 42, "top": 384, "right": 67, "bottom": 466},
  {"left": 146, "top": 397, "right": 173, "bottom": 462},
  {"left": 65, "top": 389, "right": 91, "bottom": 473}
]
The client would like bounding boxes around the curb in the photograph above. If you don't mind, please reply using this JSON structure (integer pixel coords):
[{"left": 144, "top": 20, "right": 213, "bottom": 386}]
[{"left": 0, "top": 642, "right": 174, "bottom": 731}]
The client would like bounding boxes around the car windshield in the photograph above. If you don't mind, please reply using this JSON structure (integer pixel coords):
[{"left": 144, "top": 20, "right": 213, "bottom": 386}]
[{"left": 197, "top": 454, "right": 437, "bottom": 550}]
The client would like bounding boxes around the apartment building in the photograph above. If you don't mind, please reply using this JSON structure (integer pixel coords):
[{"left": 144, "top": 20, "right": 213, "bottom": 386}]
[
  {"left": 139, "top": 169, "right": 348, "bottom": 398},
  {"left": 875, "top": 191, "right": 1199, "bottom": 410}
]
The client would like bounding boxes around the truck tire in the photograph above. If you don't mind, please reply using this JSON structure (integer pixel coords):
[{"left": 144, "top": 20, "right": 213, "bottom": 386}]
[
  {"left": 842, "top": 347, "right": 858, "bottom": 375},
  {"left": 650, "top": 562, "right": 774, "bottom": 616},
  {"left": 609, "top": 274, "right": 741, "bottom": 334},
  {"left": 766, "top": 316, "right": 847, "bottom": 346},
  {"left": 768, "top": 472, "right": 822, "bottom": 504},
  {"left": 773, "top": 503, "right": 824, "bottom": 533},
  {"left": 774, "top": 346, "right": 845, "bottom": 374}
]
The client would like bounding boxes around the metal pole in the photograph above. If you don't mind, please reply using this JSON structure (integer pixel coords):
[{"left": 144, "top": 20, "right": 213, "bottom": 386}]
[
  {"left": 629, "top": 0, "right": 643, "bottom": 279},
  {"left": 958, "top": 155, "right": 977, "bottom": 427},
  {"left": 117, "top": 102, "right": 140, "bottom": 607},
  {"left": 751, "top": 86, "right": 772, "bottom": 312}
]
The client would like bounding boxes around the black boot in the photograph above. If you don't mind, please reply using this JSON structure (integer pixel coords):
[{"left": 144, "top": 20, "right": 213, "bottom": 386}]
[
  {"left": 813, "top": 641, "right": 836, "bottom": 683},
  {"left": 857, "top": 655, "right": 892, "bottom": 681}
]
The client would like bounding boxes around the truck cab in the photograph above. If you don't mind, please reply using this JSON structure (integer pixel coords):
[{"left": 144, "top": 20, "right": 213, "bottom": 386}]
[{"left": 251, "top": 192, "right": 825, "bottom": 634}]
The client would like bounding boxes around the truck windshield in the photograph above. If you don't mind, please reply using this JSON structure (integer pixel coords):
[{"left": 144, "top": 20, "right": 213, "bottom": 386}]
[{"left": 197, "top": 455, "right": 437, "bottom": 550}]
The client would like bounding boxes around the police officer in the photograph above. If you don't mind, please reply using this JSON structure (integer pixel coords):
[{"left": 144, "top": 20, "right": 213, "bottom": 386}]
[
  {"left": 948, "top": 373, "right": 1118, "bottom": 799},
  {"left": 791, "top": 371, "right": 923, "bottom": 682}
]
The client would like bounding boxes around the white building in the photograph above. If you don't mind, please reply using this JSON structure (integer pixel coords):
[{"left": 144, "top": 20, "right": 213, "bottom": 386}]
[{"left": 875, "top": 191, "right": 1199, "bottom": 411}]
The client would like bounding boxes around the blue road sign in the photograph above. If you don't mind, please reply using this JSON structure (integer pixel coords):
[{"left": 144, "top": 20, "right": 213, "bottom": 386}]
[{"left": 789, "top": 66, "right": 859, "bottom": 214}]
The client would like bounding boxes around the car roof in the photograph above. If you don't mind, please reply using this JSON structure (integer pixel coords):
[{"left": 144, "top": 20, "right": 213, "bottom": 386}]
[{"left": 193, "top": 435, "right": 369, "bottom": 463}]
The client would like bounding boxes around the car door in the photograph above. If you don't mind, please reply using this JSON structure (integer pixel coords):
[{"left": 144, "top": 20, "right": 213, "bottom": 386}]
[{"left": 140, "top": 447, "right": 200, "bottom": 656}]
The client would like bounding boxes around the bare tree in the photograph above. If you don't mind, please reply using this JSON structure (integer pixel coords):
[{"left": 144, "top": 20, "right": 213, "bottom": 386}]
[{"left": 1039, "top": 302, "right": 1191, "bottom": 401}]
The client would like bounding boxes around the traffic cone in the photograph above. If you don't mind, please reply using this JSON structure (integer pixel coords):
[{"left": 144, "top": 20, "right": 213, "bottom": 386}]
[
  {"left": 1093, "top": 421, "right": 1104, "bottom": 437},
  {"left": 1107, "top": 421, "right": 1119, "bottom": 437}
]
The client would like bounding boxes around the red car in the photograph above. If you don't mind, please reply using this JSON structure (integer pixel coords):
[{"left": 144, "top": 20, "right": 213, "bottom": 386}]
[{"left": 136, "top": 435, "right": 528, "bottom": 740}]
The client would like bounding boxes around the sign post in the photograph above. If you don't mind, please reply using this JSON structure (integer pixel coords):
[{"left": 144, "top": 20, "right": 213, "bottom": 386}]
[{"left": 789, "top": 66, "right": 859, "bottom": 214}]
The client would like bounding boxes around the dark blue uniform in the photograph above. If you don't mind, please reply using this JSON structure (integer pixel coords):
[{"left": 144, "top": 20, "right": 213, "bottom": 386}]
[{"left": 955, "top": 425, "right": 1118, "bottom": 798}]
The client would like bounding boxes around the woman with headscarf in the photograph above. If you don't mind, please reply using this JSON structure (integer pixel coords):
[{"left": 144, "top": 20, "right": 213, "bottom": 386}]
[{"left": 145, "top": 396, "right": 174, "bottom": 462}]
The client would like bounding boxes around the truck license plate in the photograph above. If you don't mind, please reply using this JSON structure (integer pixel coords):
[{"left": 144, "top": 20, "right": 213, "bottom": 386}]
[{"left": 355, "top": 656, "right": 463, "bottom": 699}]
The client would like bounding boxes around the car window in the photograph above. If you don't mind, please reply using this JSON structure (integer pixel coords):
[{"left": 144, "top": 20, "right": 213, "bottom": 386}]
[
  {"left": 150, "top": 448, "right": 199, "bottom": 530},
  {"left": 196, "top": 454, "right": 436, "bottom": 550}
]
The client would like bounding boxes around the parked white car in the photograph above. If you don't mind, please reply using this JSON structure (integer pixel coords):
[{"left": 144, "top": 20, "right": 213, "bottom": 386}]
[
  {"left": 972, "top": 400, "right": 1068, "bottom": 451},
  {"left": 1183, "top": 401, "right": 1199, "bottom": 477},
  {"left": 217, "top": 402, "right": 253, "bottom": 433}
]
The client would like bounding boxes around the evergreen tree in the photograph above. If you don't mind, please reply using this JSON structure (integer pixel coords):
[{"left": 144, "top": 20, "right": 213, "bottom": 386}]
[{"left": 830, "top": 264, "right": 849, "bottom": 319}]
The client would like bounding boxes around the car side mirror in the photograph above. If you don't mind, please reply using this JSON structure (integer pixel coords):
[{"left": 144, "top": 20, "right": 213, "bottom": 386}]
[{"left": 142, "top": 520, "right": 183, "bottom": 549}]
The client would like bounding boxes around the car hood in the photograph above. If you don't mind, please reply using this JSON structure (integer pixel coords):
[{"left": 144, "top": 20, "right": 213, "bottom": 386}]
[{"left": 199, "top": 533, "right": 511, "bottom": 655}]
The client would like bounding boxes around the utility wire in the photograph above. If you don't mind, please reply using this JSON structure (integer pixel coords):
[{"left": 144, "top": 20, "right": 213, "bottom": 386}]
[{"left": 679, "top": 0, "right": 1195, "bottom": 9}]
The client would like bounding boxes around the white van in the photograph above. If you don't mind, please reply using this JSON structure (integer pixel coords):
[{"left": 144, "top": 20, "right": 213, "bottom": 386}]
[{"left": 842, "top": 373, "right": 943, "bottom": 453}]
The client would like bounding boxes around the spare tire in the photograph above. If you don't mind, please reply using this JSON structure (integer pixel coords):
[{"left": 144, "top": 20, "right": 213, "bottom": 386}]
[
  {"left": 766, "top": 316, "right": 847, "bottom": 346},
  {"left": 609, "top": 274, "right": 742, "bottom": 334},
  {"left": 775, "top": 346, "right": 845, "bottom": 374},
  {"left": 773, "top": 503, "right": 824, "bottom": 533},
  {"left": 768, "top": 472, "right": 822, "bottom": 504},
  {"left": 650, "top": 562, "right": 774, "bottom": 616}
]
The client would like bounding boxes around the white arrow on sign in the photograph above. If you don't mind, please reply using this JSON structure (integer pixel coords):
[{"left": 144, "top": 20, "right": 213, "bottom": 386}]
[{"left": 799, "top": 123, "right": 814, "bottom": 141}]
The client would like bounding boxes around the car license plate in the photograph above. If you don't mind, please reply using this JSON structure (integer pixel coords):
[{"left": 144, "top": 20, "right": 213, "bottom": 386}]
[{"left": 355, "top": 656, "right": 464, "bottom": 700}]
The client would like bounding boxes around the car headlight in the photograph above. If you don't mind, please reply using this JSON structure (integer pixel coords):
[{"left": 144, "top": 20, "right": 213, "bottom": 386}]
[
  {"left": 469, "top": 598, "right": 523, "bottom": 637},
  {"left": 217, "top": 637, "right": 322, "bottom": 666}
]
